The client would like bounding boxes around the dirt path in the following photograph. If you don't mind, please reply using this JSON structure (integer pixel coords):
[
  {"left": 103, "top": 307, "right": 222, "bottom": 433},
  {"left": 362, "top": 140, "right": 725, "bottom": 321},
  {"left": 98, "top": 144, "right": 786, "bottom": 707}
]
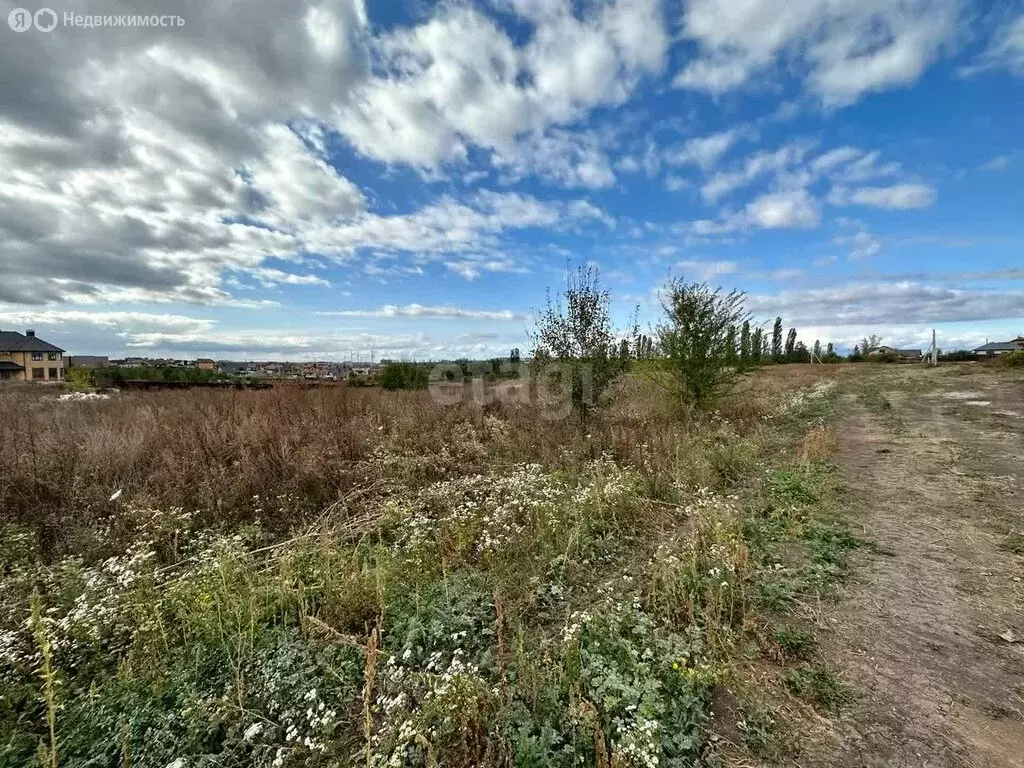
[{"left": 806, "top": 366, "right": 1024, "bottom": 767}]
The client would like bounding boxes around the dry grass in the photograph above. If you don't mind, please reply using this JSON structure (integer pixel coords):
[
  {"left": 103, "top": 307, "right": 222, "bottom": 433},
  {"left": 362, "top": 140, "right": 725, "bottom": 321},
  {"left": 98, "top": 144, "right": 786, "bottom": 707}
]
[
  {"left": 798, "top": 427, "right": 839, "bottom": 462},
  {"left": 0, "top": 367, "right": 843, "bottom": 561}
]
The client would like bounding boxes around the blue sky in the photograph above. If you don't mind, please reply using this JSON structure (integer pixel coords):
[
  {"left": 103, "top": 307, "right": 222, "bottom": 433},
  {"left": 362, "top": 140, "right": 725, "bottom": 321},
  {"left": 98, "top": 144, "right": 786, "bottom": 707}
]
[{"left": 1, "top": 0, "right": 1022, "bottom": 359}]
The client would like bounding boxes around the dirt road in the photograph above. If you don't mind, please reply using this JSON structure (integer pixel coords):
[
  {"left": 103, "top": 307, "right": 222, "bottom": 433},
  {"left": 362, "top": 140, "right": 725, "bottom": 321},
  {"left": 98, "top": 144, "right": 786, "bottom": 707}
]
[{"left": 808, "top": 365, "right": 1024, "bottom": 767}]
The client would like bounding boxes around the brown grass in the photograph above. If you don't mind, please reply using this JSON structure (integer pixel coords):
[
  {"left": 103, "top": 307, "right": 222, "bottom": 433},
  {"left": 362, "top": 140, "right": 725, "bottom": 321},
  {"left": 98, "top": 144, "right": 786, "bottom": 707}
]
[{"left": 0, "top": 367, "right": 838, "bottom": 559}]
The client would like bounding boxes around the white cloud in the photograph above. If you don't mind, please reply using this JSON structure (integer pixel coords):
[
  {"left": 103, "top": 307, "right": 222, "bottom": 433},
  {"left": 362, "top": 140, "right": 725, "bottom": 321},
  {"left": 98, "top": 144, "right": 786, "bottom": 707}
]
[
  {"left": 676, "top": 259, "right": 738, "bottom": 281},
  {"left": 249, "top": 268, "right": 331, "bottom": 288},
  {"left": 314, "top": 304, "right": 526, "bottom": 321},
  {"left": 959, "top": 14, "right": 1024, "bottom": 77},
  {"left": 675, "top": 0, "right": 960, "bottom": 106},
  {"left": 336, "top": 0, "right": 668, "bottom": 174},
  {"left": 979, "top": 154, "right": 1014, "bottom": 172},
  {"left": 748, "top": 281, "right": 1024, "bottom": 326},
  {"left": 834, "top": 230, "right": 882, "bottom": 260},
  {"left": 745, "top": 189, "right": 820, "bottom": 229},
  {"left": 665, "top": 128, "right": 747, "bottom": 170},
  {"left": 829, "top": 183, "right": 937, "bottom": 209}
]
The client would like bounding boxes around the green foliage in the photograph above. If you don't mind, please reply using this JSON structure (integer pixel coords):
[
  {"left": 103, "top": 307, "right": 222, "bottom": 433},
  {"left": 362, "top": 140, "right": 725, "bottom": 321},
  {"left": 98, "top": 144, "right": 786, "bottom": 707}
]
[
  {"left": 738, "top": 703, "right": 785, "bottom": 760},
  {"left": 380, "top": 362, "right": 429, "bottom": 390},
  {"left": 95, "top": 365, "right": 223, "bottom": 385},
  {"left": 772, "top": 626, "right": 816, "bottom": 659},
  {"left": 63, "top": 366, "right": 94, "bottom": 391},
  {"left": 530, "top": 265, "right": 634, "bottom": 424},
  {"left": 1000, "top": 350, "right": 1024, "bottom": 367},
  {"left": 783, "top": 666, "right": 849, "bottom": 711},
  {"left": 655, "top": 278, "right": 750, "bottom": 408},
  {"left": 771, "top": 318, "right": 783, "bottom": 361}
]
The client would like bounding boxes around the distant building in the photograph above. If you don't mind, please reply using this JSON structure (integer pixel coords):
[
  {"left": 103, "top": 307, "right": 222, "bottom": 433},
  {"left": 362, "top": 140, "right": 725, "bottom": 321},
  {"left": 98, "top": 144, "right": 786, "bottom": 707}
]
[
  {"left": 973, "top": 337, "right": 1024, "bottom": 356},
  {"left": 195, "top": 358, "right": 217, "bottom": 371},
  {"left": 68, "top": 355, "right": 109, "bottom": 369},
  {"left": 0, "top": 329, "right": 66, "bottom": 382},
  {"left": 869, "top": 346, "right": 922, "bottom": 361}
]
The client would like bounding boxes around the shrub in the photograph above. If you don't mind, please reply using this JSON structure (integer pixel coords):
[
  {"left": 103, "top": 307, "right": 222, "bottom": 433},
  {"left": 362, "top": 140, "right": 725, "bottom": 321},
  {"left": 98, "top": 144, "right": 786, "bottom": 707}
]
[
  {"left": 1001, "top": 350, "right": 1024, "bottom": 368},
  {"left": 655, "top": 278, "right": 750, "bottom": 409},
  {"left": 530, "top": 265, "right": 634, "bottom": 425},
  {"left": 379, "top": 362, "right": 429, "bottom": 390}
]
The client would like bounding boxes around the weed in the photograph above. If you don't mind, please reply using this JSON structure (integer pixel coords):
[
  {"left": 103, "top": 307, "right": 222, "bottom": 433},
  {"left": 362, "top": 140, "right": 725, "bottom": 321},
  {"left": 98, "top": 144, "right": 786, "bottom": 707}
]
[
  {"left": 772, "top": 626, "right": 816, "bottom": 660},
  {"left": 783, "top": 666, "right": 849, "bottom": 711},
  {"left": 738, "top": 703, "right": 785, "bottom": 760}
]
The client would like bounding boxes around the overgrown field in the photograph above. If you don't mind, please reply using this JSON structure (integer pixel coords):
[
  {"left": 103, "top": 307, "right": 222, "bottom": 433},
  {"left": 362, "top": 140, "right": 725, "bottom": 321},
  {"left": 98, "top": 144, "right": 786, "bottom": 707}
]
[{"left": 1, "top": 365, "right": 858, "bottom": 767}]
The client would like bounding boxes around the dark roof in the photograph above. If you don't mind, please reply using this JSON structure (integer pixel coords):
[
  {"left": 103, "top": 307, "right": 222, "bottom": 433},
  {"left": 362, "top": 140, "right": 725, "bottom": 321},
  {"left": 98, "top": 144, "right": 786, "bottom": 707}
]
[
  {"left": 974, "top": 341, "right": 1017, "bottom": 352},
  {"left": 0, "top": 331, "right": 64, "bottom": 353},
  {"left": 898, "top": 349, "right": 922, "bottom": 356},
  {"left": 0, "top": 361, "right": 25, "bottom": 372}
]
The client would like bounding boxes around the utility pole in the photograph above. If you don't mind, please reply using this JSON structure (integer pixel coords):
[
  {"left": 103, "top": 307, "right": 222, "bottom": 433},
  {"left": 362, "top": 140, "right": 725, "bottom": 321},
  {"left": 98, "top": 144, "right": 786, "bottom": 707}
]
[{"left": 932, "top": 329, "right": 938, "bottom": 366}]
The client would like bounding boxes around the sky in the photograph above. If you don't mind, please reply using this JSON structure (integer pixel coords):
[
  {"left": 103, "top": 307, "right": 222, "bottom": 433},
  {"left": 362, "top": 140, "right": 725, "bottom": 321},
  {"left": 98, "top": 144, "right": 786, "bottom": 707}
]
[{"left": 1, "top": 0, "right": 1022, "bottom": 360}]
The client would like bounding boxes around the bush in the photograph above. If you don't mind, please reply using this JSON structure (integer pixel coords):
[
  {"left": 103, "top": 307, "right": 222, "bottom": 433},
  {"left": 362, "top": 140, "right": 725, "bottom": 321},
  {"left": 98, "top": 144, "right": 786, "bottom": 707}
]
[
  {"left": 655, "top": 278, "right": 750, "bottom": 409},
  {"left": 1001, "top": 350, "right": 1024, "bottom": 368},
  {"left": 379, "top": 362, "right": 429, "bottom": 390}
]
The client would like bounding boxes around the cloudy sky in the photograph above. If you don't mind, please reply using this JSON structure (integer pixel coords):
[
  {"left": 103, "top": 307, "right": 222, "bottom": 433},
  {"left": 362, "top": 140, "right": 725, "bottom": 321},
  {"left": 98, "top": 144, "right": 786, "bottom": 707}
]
[{"left": 1, "top": 0, "right": 1022, "bottom": 359}]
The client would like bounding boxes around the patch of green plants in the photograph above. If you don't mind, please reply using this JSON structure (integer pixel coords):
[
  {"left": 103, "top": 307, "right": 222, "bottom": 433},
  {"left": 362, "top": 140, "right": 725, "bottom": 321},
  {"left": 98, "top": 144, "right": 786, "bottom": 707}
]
[
  {"left": 783, "top": 666, "right": 849, "bottom": 711},
  {"left": 772, "top": 625, "right": 816, "bottom": 660},
  {"left": 767, "top": 467, "right": 820, "bottom": 503},
  {"left": 738, "top": 703, "right": 786, "bottom": 761}
]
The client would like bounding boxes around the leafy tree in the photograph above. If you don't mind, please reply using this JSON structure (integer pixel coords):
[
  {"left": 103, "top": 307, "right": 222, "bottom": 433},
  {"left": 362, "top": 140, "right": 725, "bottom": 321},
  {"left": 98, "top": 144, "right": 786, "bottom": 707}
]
[
  {"left": 655, "top": 278, "right": 750, "bottom": 408},
  {"left": 784, "top": 327, "right": 797, "bottom": 361},
  {"left": 739, "top": 321, "right": 751, "bottom": 365},
  {"left": 826, "top": 342, "right": 834, "bottom": 357},
  {"left": 380, "top": 362, "right": 429, "bottom": 390},
  {"left": 771, "top": 317, "right": 784, "bottom": 361},
  {"left": 793, "top": 341, "right": 810, "bottom": 363},
  {"left": 813, "top": 340, "right": 822, "bottom": 361},
  {"left": 509, "top": 347, "right": 521, "bottom": 365},
  {"left": 725, "top": 325, "right": 738, "bottom": 363},
  {"left": 751, "top": 327, "right": 764, "bottom": 363},
  {"left": 861, "top": 334, "right": 883, "bottom": 355},
  {"left": 530, "top": 265, "right": 634, "bottom": 424},
  {"left": 619, "top": 338, "right": 631, "bottom": 360}
]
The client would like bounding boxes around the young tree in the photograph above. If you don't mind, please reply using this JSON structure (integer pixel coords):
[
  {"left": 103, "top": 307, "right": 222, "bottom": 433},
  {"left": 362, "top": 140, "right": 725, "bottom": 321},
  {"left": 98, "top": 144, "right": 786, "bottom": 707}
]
[
  {"left": 771, "top": 317, "right": 784, "bottom": 361},
  {"left": 655, "top": 278, "right": 750, "bottom": 408},
  {"left": 530, "top": 265, "right": 633, "bottom": 424},
  {"left": 784, "top": 327, "right": 797, "bottom": 361},
  {"left": 813, "top": 339, "right": 822, "bottom": 361},
  {"left": 725, "top": 325, "right": 738, "bottom": 363},
  {"left": 861, "top": 334, "right": 882, "bottom": 355},
  {"left": 510, "top": 347, "right": 521, "bottom": 365},
  {"left": 739, "top": 320, "right": 751, "bottom": 365},
  {"left": 751, "top": 327, "right": 764, "bottom": 363}
]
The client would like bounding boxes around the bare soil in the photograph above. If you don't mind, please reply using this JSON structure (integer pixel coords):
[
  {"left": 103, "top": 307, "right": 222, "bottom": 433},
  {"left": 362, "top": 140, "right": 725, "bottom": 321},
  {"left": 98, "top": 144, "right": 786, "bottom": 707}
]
[{"left": 804, "top": 364, "right": 1024, "bottom": 767}]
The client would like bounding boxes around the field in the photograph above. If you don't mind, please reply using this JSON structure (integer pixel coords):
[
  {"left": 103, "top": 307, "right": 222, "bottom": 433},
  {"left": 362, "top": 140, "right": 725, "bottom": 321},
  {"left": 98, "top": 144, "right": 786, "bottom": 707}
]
[{"left": 1, "top": 363, "right": 1021, "bottom": 767}]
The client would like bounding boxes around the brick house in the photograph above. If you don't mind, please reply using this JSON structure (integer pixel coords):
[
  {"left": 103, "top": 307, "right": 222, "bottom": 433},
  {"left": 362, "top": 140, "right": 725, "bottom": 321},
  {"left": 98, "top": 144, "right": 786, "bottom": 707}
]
[{"left": 0, "top": 330, "right": 66, "bottom": 382}]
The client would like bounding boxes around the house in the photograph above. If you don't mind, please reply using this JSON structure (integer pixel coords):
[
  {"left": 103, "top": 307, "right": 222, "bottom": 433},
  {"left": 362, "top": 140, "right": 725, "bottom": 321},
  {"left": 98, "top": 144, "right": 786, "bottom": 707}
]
[
  {"left": 973, "top": 337, "right": 1024, "bottom": 356},
  {"left": 869, "top": 346, "right": 922, "bottom": 361},
  {"left": 195, "top": 358, "right": 217, "bottom": 371},
  {"left": 0, "top": 330, "right": 66, "bottom": 382}
]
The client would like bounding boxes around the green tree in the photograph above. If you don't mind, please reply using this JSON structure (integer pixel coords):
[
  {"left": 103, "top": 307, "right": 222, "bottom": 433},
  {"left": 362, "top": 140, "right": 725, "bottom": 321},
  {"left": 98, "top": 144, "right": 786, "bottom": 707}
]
[
  {"left": 530, "top": 265, "right": 634, "bottom": 424},
  {"left": 784, "top": 327, "right": 797, "bottom": 361},
  {"left": 380, "top": 362, "right": 429, "bottom": 390},
  {"left": 813, "top": 339, "right": 822, "bottom": 360},
  {"left": 655, "top": 278, "right": 750, "bottom": 408},
  {"left": 725, "top": 325, "right": 738, "bottom": 363},
  {"left": 739, "top": 320, "right": 751, "bottom": 365},
  {"left": 771, "top": 317, "right": 784, "bottom": 361},
  {"left": 751, "top": 327, "right": 764, "bottom": 363}
]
